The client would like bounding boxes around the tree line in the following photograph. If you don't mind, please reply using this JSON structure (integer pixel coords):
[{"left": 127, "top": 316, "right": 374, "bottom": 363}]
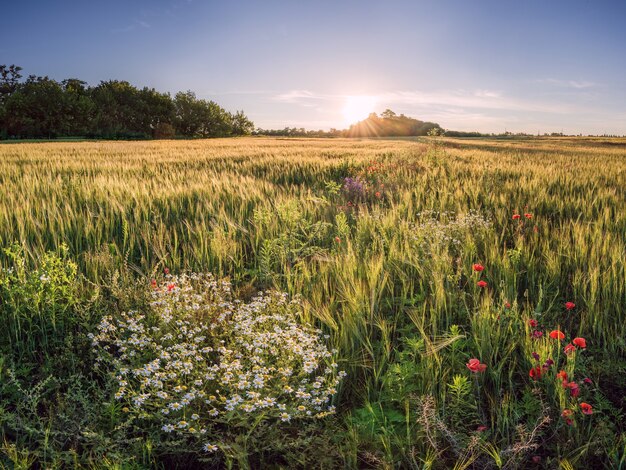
[
  {"left": 255, "top": 109, "right": 443, "bottom": 138},
  {"left": 0, "top": 65, "right": 254, "bottom": 140}
]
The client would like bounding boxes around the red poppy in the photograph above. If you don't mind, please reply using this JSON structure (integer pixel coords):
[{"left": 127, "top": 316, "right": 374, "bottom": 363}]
[
  {"left": 512, "top": 214, "right": 521, "bottom": 220},
  {"left": 532, "top": 330, "right": 543, "bottom": 338},
  {"left": 556, "top": 370, "right": 568, "bottom": 382},
  {"left": 466, "top": 358, "right": 487, "bottom": 373},
  {"left": 529, "top": 319, "right": 538, "bottom": 327},
  {"left": 524, "top": 213, "right": 533, "bottom": 219},
  {"left": 564, "top": 343, "right": 577, "bottom": 354},
  {"left": 151, "top": 279, "right": 157, "bottom": 287},
  {"left": 565, "top": 302, "right": 575, "bottom": 310},
  {"left": 164, "top": 267, "right": 170, "bottom": 275},
  {"left": 529, "top": 366, "right": 542, "bottom": 380},
  {"left": 580, "top": 402, "right": 593, "bottom": 415},
  {"left": 167, "top": 283, "right": 176, "bottom": 291},
  {"left": 549, "top": 330, "right": 565, "bottom": 340},
  {"left": 583, "top": 377, "right": 593, "bottom": 385},
  {"left": 477, "top": 280, "right": 488, "bottom": 288},
  {"left": 334, "top": 236, "right": 341, "bottom": 243},
  {"left": 572, "top": 337, "right": 586, "bottom": 349},
  {"left": 375, "top": 191, "right": 381, "bottom": 198},
  {"left": 567, "top": 382, "right": 580, "bottom": 397},
  {"left": 476, "top": 425, "right": 488, "bottom": 432},
  {"left": 505, "top": 302, "right": 511, "bottom": 309},
  {"left": 472, "top": 263, "right": 485, "bottom": 272}
]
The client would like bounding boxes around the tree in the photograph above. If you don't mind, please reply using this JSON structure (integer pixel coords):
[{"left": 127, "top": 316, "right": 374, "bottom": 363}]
[
  {"left": 0, "top": 65, "right": 23, "bottom": 138},
  {"left": 0, "top": 65, "right": 22, "bottom": 100},
  {"left": 173, "top": 91, "right": 205, "bottom": 137},
  {"left": 62, "top": 79, "right": 94, "bottom": 136},
  {"left": 3, "top": 75, "right": 66, "bottom": 138},
  {"left": 231, "top": 110, "right": 254, "bottom": 135},
  {"left": 173, "top": 92, "right": 244, "bottom": 138}
]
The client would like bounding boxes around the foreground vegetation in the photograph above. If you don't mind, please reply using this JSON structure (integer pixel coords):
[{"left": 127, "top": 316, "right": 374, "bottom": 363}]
[{"left": 0, "top": 136, "right": 625, "bottom": 468}]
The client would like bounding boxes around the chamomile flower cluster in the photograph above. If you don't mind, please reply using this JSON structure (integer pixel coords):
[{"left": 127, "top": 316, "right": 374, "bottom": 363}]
[
  {"left": 412, "top": 210, "right": 491, "bottom": 252},
  {"left": 91, "top": 273, "right": 344, "bottom": 454}
]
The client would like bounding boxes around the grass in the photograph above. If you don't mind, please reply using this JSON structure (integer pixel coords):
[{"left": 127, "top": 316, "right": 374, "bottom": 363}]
[{"left": 0, "top": 136, "right": 625, "bottom": 468}]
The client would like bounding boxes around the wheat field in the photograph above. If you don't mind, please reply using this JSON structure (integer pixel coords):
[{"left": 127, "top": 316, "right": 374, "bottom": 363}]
[{"left": 1, "top": 137, "right": 625, "bottom": 468}]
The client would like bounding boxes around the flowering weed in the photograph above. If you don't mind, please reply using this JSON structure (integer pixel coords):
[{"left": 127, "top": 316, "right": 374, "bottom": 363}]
[{"left": 91, "top": 273, "right": 344, "bottom": 454}]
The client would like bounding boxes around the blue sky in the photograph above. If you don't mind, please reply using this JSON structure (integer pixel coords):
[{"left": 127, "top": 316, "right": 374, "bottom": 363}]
[{"left": 3, "top": 0, "right": 625, "bottom": 133}]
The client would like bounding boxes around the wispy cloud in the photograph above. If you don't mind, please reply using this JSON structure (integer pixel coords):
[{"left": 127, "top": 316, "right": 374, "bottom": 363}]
[
  {"left": 202, "top": 89, "right": 274, "bottom": 97},
  {"left": 271, "top": 88, "right": 573, "bottom": 114},
  {"left": 111, "top": 20, "right": 151, "bottom": 34},
  {"left": 536, "top": 78, "right": 597, "bottom": 89},
  {"left": 272, "top": 90, "right": 332, "bottom": 104},
  {"left": 272, "top": 89, "right": 333, "bottom": 107},
  {"left": 380, "top": 89, "right": 575, "bottom": 114}
]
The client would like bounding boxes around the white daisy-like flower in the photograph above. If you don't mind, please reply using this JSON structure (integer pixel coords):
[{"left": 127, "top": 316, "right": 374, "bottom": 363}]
[{"left": 203, "top": 443, "right": 218, "bottom": 453}]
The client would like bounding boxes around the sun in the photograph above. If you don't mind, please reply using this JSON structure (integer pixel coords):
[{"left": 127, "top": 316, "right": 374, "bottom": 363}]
[{"left": 342, "top": 95, "right": 378, "bottom": 125}]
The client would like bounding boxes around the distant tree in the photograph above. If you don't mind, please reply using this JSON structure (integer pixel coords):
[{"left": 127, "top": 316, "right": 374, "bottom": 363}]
[
  {"left": 90, "top": 80, "right": 144, "bottom": 138},
  {"left": 200, "top": 100, "right": 232, "bottom": 137},
  {"left": 137, "top": 87, "right": 175, "bottom": 133},
  {"left": 61, "top": 79, "right": 94, "bottom": 135},
  {"left": 90, "top": 82, "right": 173, "bottom": 138},
  {"left": 173, "top": 91, "right": 243, "bottom": 138},
  {"left": 0, "top": 65, "right": 22, "bottom": 138},
  {"left": 173, "top": 91, "right": 206, "bottom": 137},
  {"left": 0, "top": 65, "right": 22, "bottom": 100},
  {"left": 231, "top": 110, "right": 254, "bottom": 135},
  {"left": 3, "top": 75, "right": 66, "bottom": 138}
]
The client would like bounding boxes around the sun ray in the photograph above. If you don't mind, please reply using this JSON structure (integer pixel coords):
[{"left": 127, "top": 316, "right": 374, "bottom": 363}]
[{"left": 342, "top": 95, "right": 378, "bottom": 125}]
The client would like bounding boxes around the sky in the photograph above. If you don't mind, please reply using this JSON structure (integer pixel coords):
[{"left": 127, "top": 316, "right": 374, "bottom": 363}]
[{"left": 3, "top": 0, "right": 626, "bottom": 134}]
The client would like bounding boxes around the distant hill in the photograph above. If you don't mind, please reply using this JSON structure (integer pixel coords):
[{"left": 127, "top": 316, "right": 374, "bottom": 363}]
[{"left": 346, "top": 109, "right": 441, "bottom": 137}]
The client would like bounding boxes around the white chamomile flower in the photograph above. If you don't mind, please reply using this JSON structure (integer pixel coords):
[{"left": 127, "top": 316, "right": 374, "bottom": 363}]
[{"left": 203, "top": 443, "right": 218, "bottom": 453}]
